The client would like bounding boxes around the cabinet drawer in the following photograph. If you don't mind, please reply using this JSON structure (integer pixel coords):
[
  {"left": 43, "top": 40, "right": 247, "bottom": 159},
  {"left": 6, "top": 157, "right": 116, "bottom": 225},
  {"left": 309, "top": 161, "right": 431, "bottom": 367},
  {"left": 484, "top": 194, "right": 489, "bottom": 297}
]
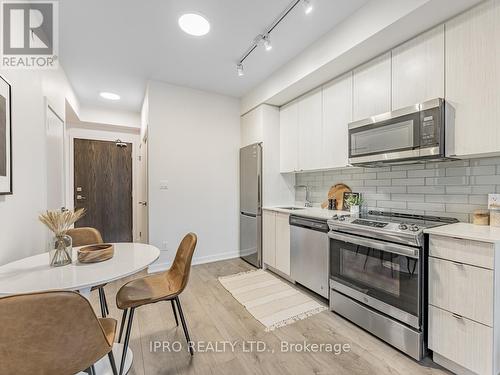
[
  {"left": 429, "top": 257, "right": 493, "bottom": 326},
  {"left": 429, "top": 235, "right": 494, "bottom": 269},
  {"left": 429, "top": 305, "right": 492, "bottom": 375}
]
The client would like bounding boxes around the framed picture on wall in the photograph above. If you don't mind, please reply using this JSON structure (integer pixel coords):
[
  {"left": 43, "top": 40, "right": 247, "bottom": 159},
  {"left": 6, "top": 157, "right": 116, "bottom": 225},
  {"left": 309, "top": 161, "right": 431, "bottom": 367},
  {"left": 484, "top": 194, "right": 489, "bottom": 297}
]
[{"left": 0, "top": 76, "right": 12, "bottom": 195}]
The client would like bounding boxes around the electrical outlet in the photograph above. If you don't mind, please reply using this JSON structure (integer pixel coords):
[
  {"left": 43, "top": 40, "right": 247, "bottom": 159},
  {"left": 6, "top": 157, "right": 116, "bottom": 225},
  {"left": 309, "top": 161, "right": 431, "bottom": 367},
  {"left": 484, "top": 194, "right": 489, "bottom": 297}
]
[{"left": 162, "top": 241, "right": 168, "bottom": 251}]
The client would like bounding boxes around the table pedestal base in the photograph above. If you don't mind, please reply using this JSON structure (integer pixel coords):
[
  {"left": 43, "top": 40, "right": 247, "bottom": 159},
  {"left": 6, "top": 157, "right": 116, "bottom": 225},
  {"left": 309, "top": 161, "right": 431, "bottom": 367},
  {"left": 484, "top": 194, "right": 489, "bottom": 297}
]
[{"left": 77, "top": 343, "right": 133, "bottom": 375}]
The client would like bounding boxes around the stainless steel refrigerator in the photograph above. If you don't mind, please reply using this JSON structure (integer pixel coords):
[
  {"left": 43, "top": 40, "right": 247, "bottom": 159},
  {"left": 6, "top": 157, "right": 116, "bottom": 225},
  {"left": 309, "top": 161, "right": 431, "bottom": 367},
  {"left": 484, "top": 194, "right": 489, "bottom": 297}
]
[{"left": 239, "top": 143, "right": 262, "bottom": 268}]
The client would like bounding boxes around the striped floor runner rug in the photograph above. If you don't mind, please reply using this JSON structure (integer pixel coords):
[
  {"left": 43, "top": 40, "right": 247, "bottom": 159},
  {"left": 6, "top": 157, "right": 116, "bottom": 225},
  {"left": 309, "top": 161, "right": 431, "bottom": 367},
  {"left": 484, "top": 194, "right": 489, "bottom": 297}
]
[{"left": 219, "top": 269, "right": 327, "bottom": 331}]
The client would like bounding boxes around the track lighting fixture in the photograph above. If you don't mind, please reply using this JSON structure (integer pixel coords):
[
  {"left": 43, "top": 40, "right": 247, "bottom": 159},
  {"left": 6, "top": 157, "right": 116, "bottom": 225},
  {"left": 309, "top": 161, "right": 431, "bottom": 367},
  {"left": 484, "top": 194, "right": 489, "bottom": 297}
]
[
  {"left": 237, "top": 63, "right": 244, "bottom": 77},
  {"left": 302, "top": 0, "right": 313, "bottom": 15},
  {"left": 236, "top": 0, "right": 314, "bottom": 76}
]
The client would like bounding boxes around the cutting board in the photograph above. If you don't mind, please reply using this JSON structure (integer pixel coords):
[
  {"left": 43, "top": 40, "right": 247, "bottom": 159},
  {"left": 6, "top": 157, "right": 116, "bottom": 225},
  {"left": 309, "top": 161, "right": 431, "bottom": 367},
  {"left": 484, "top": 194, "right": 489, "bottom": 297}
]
[{"left": 321, "top": 183, "right": 352, "bottom": 210}]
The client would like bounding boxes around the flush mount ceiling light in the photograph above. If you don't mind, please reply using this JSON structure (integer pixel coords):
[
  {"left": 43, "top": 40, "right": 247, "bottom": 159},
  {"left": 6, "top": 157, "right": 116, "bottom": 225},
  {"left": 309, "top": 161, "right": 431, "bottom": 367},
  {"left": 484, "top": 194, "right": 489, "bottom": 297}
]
[
  {"left": 236, "top": 0, "right": 314, "bottom": 76},
  {"left": 178, "top": 13, "right": 210, "bottom": 36},
  {"left": 100, "top": 92, "right": 120, "bottom": 101}
]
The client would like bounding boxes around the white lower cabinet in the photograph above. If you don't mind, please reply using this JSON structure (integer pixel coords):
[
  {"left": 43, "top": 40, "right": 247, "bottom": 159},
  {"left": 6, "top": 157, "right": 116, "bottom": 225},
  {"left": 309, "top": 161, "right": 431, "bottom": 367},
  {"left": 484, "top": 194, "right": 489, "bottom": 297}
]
[
  {"left": 428, "top": 234, "right": 499, "bottom": 375},
  {"left": 262, "top": 210, "right": 276, "bottom": 267},
  {"left": 262, "top": 210, "right": 290, "bottom": 276},
  {"left": 429, "top": 305, "right": 493, "bottom": 375}
]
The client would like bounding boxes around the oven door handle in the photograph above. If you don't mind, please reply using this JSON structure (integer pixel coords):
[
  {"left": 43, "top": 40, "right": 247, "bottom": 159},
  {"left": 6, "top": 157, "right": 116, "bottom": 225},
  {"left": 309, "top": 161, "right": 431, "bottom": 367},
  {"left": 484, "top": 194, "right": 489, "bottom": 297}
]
[{"left": 328, "top": 231, "right": 419, "bottom": 258}]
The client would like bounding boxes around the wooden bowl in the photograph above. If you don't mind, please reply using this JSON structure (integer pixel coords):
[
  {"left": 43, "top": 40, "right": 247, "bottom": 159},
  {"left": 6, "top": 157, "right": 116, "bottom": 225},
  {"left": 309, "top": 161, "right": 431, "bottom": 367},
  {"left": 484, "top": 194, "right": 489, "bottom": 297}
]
[{"left": 77, "top": 244, "right": 114, "bottom": 263}]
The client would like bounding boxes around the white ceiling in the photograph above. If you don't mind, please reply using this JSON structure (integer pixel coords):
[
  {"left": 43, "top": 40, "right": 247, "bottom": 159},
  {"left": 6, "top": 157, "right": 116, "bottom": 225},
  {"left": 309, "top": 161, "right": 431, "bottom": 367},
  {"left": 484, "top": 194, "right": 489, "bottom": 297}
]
[{"left": 59, "top": 0, "right": 368, "bottom": 112}]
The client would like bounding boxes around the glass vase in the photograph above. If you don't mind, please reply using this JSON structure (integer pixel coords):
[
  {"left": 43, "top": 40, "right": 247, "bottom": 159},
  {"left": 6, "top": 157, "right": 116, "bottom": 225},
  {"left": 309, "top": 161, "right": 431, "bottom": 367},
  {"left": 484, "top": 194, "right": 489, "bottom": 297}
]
[{"left": 49, "top": 234, "right": 73, "bottom": 267}]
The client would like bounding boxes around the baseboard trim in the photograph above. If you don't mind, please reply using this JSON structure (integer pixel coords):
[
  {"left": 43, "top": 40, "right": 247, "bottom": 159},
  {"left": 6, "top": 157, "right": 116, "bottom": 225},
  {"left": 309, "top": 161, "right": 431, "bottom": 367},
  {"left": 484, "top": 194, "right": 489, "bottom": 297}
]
[
  {"left": 432, "top": 353, "right": 476, "bottom": 375},
  {"left": 148, "top": 250, "right": 240, "bottom": 273}
]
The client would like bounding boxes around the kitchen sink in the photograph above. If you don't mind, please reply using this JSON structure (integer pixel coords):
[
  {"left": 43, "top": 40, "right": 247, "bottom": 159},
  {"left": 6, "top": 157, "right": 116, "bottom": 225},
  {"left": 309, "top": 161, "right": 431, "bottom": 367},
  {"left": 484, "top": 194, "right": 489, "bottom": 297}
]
[{"left": 278, "top": 207, "right": 305, "bottom": 210}]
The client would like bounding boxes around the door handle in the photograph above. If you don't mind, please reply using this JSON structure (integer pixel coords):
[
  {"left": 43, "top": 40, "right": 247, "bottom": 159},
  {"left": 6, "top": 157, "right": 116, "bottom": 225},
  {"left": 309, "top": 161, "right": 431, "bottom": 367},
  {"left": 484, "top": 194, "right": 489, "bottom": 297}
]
[{"left": 139, "top": 201, "right": 148, "bottom": 206}]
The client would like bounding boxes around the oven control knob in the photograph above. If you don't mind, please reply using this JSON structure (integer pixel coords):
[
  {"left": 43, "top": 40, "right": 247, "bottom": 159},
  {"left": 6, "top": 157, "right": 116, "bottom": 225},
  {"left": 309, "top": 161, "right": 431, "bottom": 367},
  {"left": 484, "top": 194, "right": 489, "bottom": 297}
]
[
  {"left": 339, "top": 215, "right": 347, "bottom": 221},
  {"left": 398, "top": 223, "right": 408, "bottom": 230},
  {"left": 409, "top": 225, "right": 419, "bottom": 232},
  {"left": 331, "top": 215, "right": 338, "bottom": 220}
]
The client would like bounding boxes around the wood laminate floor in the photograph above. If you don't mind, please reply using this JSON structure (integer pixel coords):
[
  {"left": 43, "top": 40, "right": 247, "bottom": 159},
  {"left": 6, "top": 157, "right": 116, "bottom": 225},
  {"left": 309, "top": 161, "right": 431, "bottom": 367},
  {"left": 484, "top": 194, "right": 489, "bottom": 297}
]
[{"left": 90, "top": 258, "right": 448, "bottom": 375}]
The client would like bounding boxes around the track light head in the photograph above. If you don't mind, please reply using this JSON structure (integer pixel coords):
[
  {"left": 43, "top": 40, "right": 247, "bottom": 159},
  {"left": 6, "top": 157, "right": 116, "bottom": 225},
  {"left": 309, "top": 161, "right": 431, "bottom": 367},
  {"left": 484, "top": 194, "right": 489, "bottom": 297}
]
[
  {"left": 302, "top": 0, "right": 313, "bottom": 14},
  {"left": 237, "top": 63, "right": 244, "bottom": 77},
  {"left": 263, "top": 34, "right": 272, "bottom": 51}
]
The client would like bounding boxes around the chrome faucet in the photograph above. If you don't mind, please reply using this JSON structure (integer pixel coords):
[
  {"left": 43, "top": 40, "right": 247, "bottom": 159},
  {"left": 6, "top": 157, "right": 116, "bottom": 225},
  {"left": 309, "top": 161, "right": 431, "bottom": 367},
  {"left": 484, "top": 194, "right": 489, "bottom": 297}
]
[{"left": 295, "top": 185, "right": 313, "bottom": 207}]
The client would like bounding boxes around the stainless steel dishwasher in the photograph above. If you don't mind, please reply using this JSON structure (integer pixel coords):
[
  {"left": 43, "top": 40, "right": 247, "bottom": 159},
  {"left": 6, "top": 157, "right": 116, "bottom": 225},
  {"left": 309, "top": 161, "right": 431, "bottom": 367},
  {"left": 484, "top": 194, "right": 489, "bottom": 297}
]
[{"left": 290, "top": 215, "right": 329, "bottom": 299}]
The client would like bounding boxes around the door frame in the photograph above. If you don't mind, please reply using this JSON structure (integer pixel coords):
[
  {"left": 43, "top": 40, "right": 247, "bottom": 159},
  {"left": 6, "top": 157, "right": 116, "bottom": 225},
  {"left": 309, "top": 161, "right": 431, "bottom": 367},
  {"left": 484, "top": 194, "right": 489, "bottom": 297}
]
[
  {"left": 44, "top": 98, "right": 66, "bottom": 210},
  {"left": 66, "top": 126, "right": 140, "bottom": 241}
]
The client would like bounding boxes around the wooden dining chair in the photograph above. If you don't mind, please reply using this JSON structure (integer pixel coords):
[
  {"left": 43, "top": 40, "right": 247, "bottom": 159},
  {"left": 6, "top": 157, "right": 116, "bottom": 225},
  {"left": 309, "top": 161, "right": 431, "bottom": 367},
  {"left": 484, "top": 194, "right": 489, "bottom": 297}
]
[
  {"left": 116, "top": 233, "right": 198, "bottom": 375},
  {"left": 67, "top": 227, "right": 110, "bottom": 317},
  {"left": 0, "top": 291, "right": 118, "bottom": 375}
]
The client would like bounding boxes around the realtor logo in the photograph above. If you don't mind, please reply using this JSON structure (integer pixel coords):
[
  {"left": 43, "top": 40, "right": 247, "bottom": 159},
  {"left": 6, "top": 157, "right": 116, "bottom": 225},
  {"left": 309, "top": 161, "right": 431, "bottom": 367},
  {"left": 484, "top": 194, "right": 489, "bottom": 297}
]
[{"left": 1, "top": 0, "right": 58, "bottom": 68}]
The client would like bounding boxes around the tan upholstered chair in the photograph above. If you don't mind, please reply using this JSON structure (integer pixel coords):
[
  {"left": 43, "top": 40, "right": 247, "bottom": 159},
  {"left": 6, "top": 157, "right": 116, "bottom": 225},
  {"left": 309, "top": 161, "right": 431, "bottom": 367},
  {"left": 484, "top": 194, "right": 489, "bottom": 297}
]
[
  {"left": 67, "top": 227, "right": 110, "bottom": 317},
  {"left": 116, "top": 233, "right": 197, "bottom": 374},
  {"left": 0, "top": 291, "right": 118, "bottom": 375}
]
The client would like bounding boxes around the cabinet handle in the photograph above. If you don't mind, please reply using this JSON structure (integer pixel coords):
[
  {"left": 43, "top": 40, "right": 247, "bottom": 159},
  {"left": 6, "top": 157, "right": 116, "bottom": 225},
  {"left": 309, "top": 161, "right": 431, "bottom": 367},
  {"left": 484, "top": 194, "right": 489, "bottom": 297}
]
[
  {"left": 452, "top": 313, "right": 463, "bottom": 320},
  {"left": 452, "top": 261, "right": 464, "bottom": 267}
]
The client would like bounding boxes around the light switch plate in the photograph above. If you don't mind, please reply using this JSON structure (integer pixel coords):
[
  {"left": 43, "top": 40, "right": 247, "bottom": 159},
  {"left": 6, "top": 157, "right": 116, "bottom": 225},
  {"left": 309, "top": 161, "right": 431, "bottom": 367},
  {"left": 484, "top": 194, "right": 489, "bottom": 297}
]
[
  {"left": 160, "top": 180, "right": 169, "bottom": 190},
  {"left": 488, "top": 194, "right": 500, "bottom": 210}
]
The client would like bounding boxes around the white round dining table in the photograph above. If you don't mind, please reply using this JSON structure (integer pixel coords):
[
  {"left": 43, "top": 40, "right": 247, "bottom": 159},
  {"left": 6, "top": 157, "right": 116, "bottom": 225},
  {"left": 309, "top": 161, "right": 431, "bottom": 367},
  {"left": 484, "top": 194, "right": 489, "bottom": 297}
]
[{"left": 0, "top": 242, "right": 160, "bottom": 375}]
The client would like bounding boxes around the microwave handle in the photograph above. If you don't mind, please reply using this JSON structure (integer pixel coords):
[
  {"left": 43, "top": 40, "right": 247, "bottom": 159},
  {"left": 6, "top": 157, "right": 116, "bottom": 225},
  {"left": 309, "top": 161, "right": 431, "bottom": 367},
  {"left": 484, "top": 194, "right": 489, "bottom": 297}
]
[{"left": 328, "top": 232, "right": 419, "bottom": 259}]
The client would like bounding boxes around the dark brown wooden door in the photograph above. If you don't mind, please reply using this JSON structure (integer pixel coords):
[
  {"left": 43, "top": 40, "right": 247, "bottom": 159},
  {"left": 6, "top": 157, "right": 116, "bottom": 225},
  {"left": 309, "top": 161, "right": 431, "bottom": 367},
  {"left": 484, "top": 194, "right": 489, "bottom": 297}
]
[{"left": 74, "top": 139, "right": 133, "bottom": 242}]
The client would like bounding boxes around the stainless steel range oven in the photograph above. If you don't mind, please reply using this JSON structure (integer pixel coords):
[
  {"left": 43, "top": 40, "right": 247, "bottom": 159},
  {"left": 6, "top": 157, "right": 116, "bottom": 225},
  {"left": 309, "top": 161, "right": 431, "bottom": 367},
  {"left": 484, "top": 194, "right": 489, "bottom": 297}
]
[
  {"left": 327, "top": 211, "right": 458, "bottom": 361},
  {"left": 329, "top": 232, "right": 420, "bottom": 328}
]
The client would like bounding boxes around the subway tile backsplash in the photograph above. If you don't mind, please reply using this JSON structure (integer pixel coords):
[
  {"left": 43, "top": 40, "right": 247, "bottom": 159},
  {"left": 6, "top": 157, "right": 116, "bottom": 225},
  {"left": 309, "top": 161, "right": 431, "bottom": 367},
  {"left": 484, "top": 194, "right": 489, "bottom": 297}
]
[{"left": 295, "top": 157, "right": 500, "bottom": 223}]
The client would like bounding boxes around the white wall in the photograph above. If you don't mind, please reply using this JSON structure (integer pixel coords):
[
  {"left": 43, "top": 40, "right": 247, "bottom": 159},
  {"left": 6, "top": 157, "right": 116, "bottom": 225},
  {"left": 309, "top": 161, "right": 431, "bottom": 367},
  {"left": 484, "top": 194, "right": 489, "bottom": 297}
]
[
  {"left": 0, "top": 65, "right": 141, "bottom": 266},
  {"left": 146, "top": 81, "right": 240, "bottom": 270},
  {"left": 78, "top": 106, "right": 141, "bottom": 129},
  {"left": 0, "top": 69, "right": 72, "bottom": 265},
  {"left": 65, "top": 123, "right": 141, "bottom": 240}
]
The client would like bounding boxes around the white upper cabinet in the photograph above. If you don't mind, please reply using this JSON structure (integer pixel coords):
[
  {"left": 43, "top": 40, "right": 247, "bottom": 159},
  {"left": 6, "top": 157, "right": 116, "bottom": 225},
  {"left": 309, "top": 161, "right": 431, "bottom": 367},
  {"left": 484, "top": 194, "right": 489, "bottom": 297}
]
[
  {"left": 298, "top": 88, "right": 323, "bottom": 171},
  {"left": 279, "top": 100, "right": 299, "bottom": 173},
  {"left": 240, "top": 107, "right": 263, "bottom": 147},
  {"left": 445, "top": 0, "right": 500, "bottom": 157},
  {"left": 353, "top": 52, "right": 391, "bottom": 121},
  {"left": 321, "top": 72, "right": 352, "bottom": 169},
  {"left": 392, "top": 25, "right": 445, "bottom": 109}
]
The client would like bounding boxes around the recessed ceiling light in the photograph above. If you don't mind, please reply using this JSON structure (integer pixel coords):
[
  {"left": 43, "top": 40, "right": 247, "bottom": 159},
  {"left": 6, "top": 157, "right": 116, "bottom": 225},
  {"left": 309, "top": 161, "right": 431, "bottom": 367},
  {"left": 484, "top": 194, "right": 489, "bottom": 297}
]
[
  {"left": 100, "top": 92, "right": 120, "bottom": 101},
  {"left": 178, "top": 13, "right": 210, "bottom": 36}
]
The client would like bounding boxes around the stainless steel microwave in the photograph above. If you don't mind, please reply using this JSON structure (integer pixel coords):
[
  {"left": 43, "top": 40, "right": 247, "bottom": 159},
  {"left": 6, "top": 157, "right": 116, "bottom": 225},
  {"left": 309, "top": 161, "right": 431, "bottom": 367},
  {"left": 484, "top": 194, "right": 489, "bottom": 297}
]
[{"left": 348, "top": 98, "right": 454, "bottom": 166}]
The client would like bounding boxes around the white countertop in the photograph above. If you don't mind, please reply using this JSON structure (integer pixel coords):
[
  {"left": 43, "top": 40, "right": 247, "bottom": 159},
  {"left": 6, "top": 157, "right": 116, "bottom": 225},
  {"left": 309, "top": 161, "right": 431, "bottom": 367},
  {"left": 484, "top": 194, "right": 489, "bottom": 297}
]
[
  {"left": 425, "top": 223, "right": 500, "bottom": 244},
  {"left": 263, "top": 206, "right": 348, "bottom": 221}
]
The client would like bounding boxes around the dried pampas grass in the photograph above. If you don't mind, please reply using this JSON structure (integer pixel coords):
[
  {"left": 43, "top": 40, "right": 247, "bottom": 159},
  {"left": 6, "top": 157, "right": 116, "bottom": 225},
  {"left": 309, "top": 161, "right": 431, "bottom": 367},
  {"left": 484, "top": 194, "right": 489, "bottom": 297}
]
[{"left": 39, "top": 208, "right": 86, "bottom": 236}]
